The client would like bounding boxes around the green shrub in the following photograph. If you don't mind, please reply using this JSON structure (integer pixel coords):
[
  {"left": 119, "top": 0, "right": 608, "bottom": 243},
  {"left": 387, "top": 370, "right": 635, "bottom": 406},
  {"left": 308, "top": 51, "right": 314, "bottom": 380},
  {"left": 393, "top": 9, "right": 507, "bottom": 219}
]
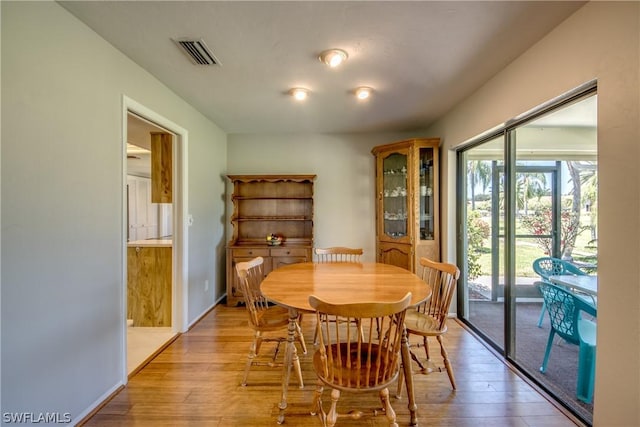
[{"left": 467, "top": 210, "right": 490, "bottom": 280}]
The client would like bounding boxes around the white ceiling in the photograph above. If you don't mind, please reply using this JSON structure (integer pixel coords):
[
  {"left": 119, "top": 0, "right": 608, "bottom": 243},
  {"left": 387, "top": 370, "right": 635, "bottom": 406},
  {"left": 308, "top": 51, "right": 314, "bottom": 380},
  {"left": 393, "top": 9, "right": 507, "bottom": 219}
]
[
  {"left": 126, "top": 113, "right": 165, "bottom": 178},
  {"left": 58, "top": 1, "right": 585, "bottom": 134}
]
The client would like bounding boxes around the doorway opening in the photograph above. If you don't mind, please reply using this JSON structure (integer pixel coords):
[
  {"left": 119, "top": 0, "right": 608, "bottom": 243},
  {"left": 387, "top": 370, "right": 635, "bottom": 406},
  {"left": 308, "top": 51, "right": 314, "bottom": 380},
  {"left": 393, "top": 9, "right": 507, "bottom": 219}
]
[{"left": 122, "top": 97, "right": 188, "bottom": 381}]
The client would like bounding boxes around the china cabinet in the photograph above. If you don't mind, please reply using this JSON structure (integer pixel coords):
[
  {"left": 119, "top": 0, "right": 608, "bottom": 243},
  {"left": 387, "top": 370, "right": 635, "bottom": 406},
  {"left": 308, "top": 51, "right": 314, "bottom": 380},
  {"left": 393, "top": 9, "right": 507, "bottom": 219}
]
[
  {"left": 371, "top": 138, "right": 440, "bottom": 272},
  {"left": 226, "top": 175, "right": 315, "bottom": 306}
]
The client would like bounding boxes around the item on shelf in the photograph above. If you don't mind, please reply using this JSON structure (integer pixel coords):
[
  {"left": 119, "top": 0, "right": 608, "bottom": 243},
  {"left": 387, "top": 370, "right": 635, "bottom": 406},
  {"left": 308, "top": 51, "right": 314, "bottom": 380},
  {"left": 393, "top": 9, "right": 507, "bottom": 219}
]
[{"left": 266, "top": 234, "right": 284, "bottom": 246}]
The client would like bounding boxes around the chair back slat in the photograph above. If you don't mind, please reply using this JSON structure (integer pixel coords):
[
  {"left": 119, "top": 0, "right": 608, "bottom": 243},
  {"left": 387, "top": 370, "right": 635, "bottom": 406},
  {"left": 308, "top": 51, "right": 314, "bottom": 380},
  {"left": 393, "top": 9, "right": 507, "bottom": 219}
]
[
  {"left": 315, "top": 247, "right": 363, "bottom": 263},
  {"left": 416, "top": 258, "right": 460, "bottom": 331},
  {"left": 309, "top": 293, "right": 411, "bottom": 390},
  {"left": 235, "top": 257, "right": 268, "bottom": 328}
]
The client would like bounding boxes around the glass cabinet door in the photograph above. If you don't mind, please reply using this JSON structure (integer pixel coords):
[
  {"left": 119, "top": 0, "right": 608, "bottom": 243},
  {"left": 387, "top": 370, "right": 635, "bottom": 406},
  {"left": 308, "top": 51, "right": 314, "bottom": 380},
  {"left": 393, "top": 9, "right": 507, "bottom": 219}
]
[
  {"left": 419, "top": 147, "right": 435, "bottom": 241},
  {"left": 382, "top": 152, "right": 409, "bottom": 239}
]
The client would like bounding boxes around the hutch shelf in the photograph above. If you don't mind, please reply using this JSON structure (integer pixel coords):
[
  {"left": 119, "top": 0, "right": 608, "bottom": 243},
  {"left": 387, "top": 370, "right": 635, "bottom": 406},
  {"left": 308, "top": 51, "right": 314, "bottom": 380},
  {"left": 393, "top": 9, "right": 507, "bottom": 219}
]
[
  {"left": 372, "top": 138, "right": 440, "bottom": 273},
  {"left": 226, "top": 174, "right": 315, "bottom": 306}
]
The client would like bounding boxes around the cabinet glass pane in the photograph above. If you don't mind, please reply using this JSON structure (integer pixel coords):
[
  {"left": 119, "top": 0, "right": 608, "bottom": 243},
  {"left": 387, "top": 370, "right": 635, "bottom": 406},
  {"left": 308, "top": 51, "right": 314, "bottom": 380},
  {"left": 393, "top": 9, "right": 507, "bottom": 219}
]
[
  {"left": 419, "top": 147, "right": 435, "bottom": 240},
  {"left": 383, "top": 153, "right": 408, "bottom": 238}
]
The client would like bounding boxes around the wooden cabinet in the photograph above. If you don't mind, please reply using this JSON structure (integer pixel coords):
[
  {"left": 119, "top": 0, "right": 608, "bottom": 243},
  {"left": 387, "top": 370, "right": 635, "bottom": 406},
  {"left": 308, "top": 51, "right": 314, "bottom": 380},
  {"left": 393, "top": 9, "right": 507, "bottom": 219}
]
[
  {"left": 150, "top": 132, "right": 172, "bottom": 203},
  {"left": 127, "top": 245, "right": 172, "bottom": 326},
  {"left": 226, "top": 175, "right": 315, "bottom": 306},
  {"left": 372, "top": 138, "right": 440, "bottom": 272}
]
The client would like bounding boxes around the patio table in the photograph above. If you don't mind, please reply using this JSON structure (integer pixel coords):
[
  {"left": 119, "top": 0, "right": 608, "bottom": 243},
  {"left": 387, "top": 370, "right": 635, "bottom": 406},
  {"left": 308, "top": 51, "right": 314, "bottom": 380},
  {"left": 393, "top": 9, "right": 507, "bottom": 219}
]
[{"left": 549, "top": 274, "right": 597, "bottom": 297}]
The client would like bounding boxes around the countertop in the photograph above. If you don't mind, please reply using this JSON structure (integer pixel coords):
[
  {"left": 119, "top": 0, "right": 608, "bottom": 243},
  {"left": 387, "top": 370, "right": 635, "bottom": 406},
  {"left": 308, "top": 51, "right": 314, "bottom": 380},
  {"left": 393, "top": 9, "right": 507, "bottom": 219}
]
[{"left": 127, "top": 239, "right": 172, "bottom": 248}]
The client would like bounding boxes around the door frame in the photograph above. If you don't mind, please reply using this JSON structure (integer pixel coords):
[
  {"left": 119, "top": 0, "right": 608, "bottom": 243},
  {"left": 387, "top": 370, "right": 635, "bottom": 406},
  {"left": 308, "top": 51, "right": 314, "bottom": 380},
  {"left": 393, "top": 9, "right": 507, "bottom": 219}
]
[{"left": 121, "top": 95, "right": 189, "bottom": 383}]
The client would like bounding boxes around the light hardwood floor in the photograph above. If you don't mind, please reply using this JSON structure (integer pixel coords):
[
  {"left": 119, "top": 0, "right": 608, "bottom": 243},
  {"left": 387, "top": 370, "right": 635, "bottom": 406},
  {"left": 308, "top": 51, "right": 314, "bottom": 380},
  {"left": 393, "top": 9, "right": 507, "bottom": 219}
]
[{"left": 83, "top": 305, "right": 582, "bottom": 426}]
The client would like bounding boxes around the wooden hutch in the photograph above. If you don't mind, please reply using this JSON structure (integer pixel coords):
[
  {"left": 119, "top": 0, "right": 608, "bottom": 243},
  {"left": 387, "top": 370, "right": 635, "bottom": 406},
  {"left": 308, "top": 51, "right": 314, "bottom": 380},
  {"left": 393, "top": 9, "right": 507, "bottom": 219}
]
[
  {"left": 372, "top": 138, "right": 440, "bottom": 273},
  {"left": 226, "top": 174, "right": 315, "bottom": 306}
]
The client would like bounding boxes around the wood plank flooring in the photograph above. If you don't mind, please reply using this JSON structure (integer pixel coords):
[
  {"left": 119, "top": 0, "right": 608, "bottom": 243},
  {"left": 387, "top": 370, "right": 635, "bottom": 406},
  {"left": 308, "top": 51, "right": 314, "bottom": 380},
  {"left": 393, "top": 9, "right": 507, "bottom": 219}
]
[{"left": 82, "top": 304, "right": 582, "bottom": 426}]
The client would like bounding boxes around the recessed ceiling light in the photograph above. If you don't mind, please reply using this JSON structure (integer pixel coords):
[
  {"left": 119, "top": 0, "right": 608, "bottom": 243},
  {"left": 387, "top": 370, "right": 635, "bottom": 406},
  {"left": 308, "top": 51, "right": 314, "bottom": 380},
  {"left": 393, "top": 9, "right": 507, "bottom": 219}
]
[
  {"left": 319, "top": 49, "right": 348, "bottom": 68},
  {"left": 289, "top": 87, "right": 310, "bottom": 101},
  {"left": 355, "top": 87, "right": 373, "bottom": 100}
]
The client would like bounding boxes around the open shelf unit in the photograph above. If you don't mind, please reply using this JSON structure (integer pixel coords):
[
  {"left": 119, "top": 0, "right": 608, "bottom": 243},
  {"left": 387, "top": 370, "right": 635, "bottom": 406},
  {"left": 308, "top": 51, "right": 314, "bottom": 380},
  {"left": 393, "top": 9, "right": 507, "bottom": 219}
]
[{"left": 226, "top": 174, "right": 315, "bottom": 306}]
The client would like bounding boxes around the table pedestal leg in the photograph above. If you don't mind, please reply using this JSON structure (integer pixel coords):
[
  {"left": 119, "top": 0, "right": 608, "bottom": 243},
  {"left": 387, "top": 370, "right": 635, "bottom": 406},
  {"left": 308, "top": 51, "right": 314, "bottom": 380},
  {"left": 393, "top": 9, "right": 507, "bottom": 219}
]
[
  {"left": 277, "top": 308, "right": 301, "bottom": 424},
  {"left": 401, "top": 327, "right": 418, "bottom": 426}
]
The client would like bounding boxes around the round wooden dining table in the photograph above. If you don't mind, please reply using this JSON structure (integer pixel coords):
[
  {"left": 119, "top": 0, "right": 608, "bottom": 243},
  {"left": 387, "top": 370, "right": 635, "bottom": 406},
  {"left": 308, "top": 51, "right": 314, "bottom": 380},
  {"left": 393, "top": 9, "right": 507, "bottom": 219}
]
[{"left": 261, "top": 262, "right": 431, "bottom": 426}]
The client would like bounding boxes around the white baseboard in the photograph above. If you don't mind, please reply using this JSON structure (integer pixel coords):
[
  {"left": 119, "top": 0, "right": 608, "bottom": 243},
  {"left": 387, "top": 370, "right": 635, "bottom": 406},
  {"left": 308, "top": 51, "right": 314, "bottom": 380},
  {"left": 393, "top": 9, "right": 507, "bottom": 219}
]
[
  {"left": 186, "top": 300, "right": 218, "bottom": 330},
  {"left": 72, "top": 381, "right": 123, "bottom": 426}
]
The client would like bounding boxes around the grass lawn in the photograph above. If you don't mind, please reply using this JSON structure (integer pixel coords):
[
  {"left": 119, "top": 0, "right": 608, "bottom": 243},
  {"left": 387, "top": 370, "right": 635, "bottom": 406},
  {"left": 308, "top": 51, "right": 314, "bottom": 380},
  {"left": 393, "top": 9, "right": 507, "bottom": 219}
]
[{"left": 475, "top": 210, "right": 597, "bottom": 277}]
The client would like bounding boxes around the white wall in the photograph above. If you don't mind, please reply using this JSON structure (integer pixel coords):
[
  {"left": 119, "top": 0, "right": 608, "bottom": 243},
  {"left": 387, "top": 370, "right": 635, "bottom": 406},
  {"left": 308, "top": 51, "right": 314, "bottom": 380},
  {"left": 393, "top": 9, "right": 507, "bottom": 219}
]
[
  {"left": 424, "top": 2, "right": 640, "bottom": 425},
  {"left": 1, "top": 1, "right": 227, "bottom": 423},
  {"left": 227, "top": 132, "right": 419, "bottom": 260}
]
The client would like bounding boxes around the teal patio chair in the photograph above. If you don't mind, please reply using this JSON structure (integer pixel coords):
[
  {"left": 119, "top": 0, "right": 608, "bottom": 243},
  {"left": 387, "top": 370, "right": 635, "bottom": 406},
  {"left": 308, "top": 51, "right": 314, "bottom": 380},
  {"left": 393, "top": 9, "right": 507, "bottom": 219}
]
[
  {"left": 532, "top": 257, "right": 587, "bottom": 327},
  {"left": 538, "top": 281, "right": 597, "bottom": 403}
]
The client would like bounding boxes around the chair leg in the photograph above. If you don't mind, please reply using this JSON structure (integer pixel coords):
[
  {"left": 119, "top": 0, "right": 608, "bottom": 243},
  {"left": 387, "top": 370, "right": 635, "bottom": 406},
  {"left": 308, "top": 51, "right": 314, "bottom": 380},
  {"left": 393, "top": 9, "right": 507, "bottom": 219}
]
[
  {"left": 537, "top": 301, "right": 547, "bottom": 328},
  {"left": 326, "top": 388, "right": 340, "bottom": 427},
  {"left": 293, "top": 349, "right": 304, "bottom": 389},
  {"left": 577, "top": 341, "right": 596, "bottom": 403},
  {"left": 437, "top": 335, "right": 456, "bottom": 390},
  {"left": 539, "top": 330, "right": 556, "bottom": 373},
  {"left": 295, "top": 320, "right": 307, "bottom": 355},
  {"left": 379, "top": 387, "right": 398, "bottom": 427},
  {"left": 422, "top": 336, "right": 430, "bottom": 361},
  {"left": 310, "top": 379, "right": 324, "bottom": 419},
  {"left": 395, "top": 363, "right": 404, "bottom": 398},
  {"left": 242, "top": 333, "right": 260, "bottom": 386}
]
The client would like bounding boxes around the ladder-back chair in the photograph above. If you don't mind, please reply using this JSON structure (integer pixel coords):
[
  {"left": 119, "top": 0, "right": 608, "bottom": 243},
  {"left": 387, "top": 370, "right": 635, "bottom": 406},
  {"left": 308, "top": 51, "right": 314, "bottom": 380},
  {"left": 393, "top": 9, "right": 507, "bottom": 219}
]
[
  {"left": 315, "top": 247, "right": 363, "bottom": 263},
  {"left": 397, "top": 257, "right": 460, "bottom": 394},
  {"left": 313, "top": 247, "right": 364, "bottom": 344},
  {"left": 235, "top": 256, "right": 306, "bottom": 387},
  {"left": 309, "top": 293, "right": 411, "bottom": 427}
]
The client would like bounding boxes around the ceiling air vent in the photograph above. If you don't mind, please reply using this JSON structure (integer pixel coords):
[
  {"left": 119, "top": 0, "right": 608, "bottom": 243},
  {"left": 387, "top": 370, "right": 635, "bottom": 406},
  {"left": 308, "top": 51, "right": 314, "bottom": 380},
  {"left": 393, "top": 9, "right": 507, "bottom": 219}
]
[{"left": 173, "top": 38, "right": 220, "bottom": 66}]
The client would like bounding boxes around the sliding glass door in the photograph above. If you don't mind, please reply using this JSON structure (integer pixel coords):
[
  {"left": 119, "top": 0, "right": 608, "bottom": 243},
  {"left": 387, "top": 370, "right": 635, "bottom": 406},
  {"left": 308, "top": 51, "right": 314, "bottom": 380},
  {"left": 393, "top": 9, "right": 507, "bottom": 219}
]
[
  {"left": 457, "top": 93, "right": 597, "bottom": 425},
  {"left": 459, "top": 137, "right": 505, "bottom": 349}
]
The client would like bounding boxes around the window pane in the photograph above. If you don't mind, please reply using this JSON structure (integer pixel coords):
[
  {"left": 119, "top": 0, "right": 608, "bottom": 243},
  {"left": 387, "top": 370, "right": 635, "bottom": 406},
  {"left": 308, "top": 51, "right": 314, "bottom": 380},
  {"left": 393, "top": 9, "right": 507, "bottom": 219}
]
[{"left": 462, "top": 135, "right": 505, "bottom": 350}]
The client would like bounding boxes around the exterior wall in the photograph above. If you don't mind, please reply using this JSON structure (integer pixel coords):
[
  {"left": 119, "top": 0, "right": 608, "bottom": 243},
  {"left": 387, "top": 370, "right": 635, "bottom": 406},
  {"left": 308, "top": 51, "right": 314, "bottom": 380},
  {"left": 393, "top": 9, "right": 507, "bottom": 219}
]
[
  {"left": 1, "top": 1, "right": 226, "bottom": 422},
  {"left": 424, "top": 2, "right": 640, "bottom": 425}
]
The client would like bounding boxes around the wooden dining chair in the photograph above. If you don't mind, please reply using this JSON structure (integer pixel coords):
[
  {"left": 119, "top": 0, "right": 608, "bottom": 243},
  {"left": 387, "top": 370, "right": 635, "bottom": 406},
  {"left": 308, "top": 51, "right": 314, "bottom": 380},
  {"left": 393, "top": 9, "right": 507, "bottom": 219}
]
[
  {"left": 397, "top": 257, "right": 460, "bottom": 395},
  {"left": 315, "top": 247, "right": 363, "bottom": 263},
  {"left": 312, "top": 247, "right": 364, "bottom": 344},
  {"left": 309, "top": 292, "right": 412, "bottom": 427},
  {"left": 235, "top": 256, "right": 306, "bottom": 387}
]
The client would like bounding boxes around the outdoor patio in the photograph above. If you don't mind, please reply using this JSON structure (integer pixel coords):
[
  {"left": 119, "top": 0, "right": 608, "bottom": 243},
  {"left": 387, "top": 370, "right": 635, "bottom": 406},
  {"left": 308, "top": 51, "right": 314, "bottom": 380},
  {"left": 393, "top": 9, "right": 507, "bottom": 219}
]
[{"left": 467, "top": 298, "right": 594, "bottom": 424}]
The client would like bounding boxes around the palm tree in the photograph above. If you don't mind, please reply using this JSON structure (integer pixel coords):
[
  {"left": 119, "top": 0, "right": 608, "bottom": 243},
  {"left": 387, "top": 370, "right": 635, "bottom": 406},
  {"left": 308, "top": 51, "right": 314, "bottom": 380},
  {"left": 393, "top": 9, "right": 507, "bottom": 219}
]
[
  {"left": 467, "top": 160, "right": 492, "bottom": 210},
  {"left": 516, "top": 172, "right": 548, "bottom": 216},
  {"left": 574, "top": 161, "right": 598, "bottom": 243}
]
